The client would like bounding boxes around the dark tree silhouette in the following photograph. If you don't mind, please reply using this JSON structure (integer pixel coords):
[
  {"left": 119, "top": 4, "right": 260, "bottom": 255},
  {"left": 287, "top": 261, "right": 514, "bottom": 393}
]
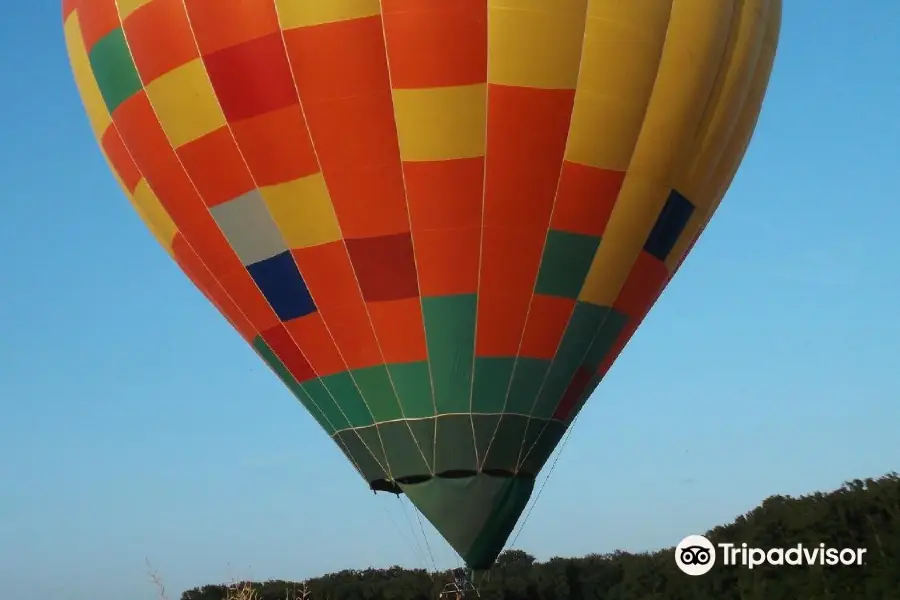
[{"left": 182, "top": 473, "right": 900, "bottom": 600}]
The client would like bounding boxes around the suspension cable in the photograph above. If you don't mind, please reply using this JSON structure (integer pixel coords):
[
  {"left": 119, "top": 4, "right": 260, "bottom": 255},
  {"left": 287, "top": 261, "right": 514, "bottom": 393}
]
[
  {"left": 391, "top": 494, "right": 430, "bottom": 572},
  {"left": 400, "top": 494, "right": 437, "bottom": 575},
  {"left": 507, "top": 412, "right": 580, "bottom": 549}
]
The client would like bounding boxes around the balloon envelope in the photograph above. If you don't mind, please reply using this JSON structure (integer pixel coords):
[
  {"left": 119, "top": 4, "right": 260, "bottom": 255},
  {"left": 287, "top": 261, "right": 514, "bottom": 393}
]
[{"left": 63, "top": 0, "right": 780, "bottom": 569}]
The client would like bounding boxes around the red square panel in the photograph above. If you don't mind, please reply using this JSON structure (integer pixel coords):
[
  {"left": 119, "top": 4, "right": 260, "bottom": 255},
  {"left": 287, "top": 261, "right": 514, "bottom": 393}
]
[
  {"left": 203, "top": 32, "right": 299, "bottom": 122},
  {"left": 261, "top": 323, "right": 316, "bottom": 383},
  {"left": 345, "top": 233, "right": 419, "bottom": 303}
]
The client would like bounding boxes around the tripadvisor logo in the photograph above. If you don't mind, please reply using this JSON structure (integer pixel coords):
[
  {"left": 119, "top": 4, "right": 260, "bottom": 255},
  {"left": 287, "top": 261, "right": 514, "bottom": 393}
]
[{"left": 674, "top": 534, "right": 867, "bottom": 576}]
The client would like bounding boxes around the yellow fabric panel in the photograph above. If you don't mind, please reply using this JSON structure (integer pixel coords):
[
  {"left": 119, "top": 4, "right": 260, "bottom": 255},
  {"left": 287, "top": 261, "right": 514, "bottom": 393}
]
[
  {"left": 66, "top": 12, "right": 180, "bottom": 257},
  {"left": 275, "top": 0, "right": 380, "bottom": 29},
  {"left": 100, "top": 148, "right": 175, "bottom": 256},
  {"left": 144, "top": 58, "right": 227, "bottom": 148},
  {"left": 115, "top": 0, "right": 153, "bottom": 19},
  {"left": 666, "top": 0, "right": 782, "bottom": 270},
  {"left": 393, "top": 84, "right": 487, "bottom": 161},
  {"left": 260, "top": 173, "right": 342, "bottom": 249},
  {"left": 677, "top": 0, "right": 772, "bottom": 207},
  {"left": 579, "top": 0, "right": 735, "bottom": 306},
  {"left": 131, "top": 179, "right": 178, "bottom": 253},
  {"left": 708, "top": 0, "right": 782, "bottom": 206},
  {"left": 487, "top": 0, "right": 587, "bottom": 89},
  {"left": 64, "top": 13, "right": 112, "bottom": 139},
  {"left": 565, "top": 0, "right": 672, "bottom": 170}
]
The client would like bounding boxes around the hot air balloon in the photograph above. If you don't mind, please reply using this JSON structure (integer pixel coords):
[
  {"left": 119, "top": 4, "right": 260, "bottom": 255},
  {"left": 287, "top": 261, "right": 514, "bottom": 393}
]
[{"left": 63, "top": 0, "right": 781, "bottom": 574}]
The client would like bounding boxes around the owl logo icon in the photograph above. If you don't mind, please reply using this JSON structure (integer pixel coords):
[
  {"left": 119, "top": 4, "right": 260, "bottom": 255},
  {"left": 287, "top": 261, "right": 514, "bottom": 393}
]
[{"left": 675, "top": 535, "right": 716, "bottom": 576}]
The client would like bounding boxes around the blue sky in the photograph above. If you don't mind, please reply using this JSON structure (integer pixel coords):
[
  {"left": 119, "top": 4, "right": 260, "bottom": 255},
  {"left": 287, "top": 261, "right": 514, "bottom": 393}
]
[{"left": 1, "top": 2, "right": 899, "bottom": 599}]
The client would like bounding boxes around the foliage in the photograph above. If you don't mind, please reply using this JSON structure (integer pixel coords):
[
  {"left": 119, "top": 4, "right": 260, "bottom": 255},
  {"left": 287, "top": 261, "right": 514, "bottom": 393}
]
[{"left": 180, "top": 473, "right": 900, "bottom": 600}]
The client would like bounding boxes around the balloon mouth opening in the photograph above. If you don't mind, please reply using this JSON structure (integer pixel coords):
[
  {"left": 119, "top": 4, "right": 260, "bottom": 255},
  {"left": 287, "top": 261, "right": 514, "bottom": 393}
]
[
  {"left": 369, "top": 469, "right": 535, "bottom": 495},
  {"left": 383, "top": 471, "right": 536, "bottom": 570}
]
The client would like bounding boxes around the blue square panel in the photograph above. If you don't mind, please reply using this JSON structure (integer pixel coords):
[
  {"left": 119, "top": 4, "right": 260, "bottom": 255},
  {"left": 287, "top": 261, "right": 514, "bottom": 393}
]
[
  {"left": 644, "top": 189, "right": 695, "bottom": 261},
  {"left": 246, "top": 251, "right": 316, "bottom": 321}
]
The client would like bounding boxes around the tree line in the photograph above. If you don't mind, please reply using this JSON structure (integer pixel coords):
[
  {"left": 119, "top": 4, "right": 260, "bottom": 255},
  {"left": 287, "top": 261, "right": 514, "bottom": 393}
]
[{"left": 182, "top": 472, "right": 900, "bottom": 600}]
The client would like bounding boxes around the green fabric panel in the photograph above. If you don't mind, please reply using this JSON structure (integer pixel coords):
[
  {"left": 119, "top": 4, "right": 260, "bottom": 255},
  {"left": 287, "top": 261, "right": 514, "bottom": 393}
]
[
  {"left": 352, "top": 365, "right": 403, "bottom": 423},
  {"left": 378, "top": 421, "right": 430, "bottom": 479},
  {"left": 479, "top": 414, "right": 530, "bottom": 473},
  {"left": 88, "top": 28, "right": 142, "bottom": 114},
  {"left": 519, "top": 420, "right": 567, "bottom": 474},
  {"left": 471, "top": 357, "right": 551, "bottom": 414},
  {"left": 472, "top": 414, "right": 501, "bottom": 467},
  {"left": 506, "top": 358, "right": 551, "bottom": 414},
  {"left": 565, "top": 375, "right": 602, "bottom": 425},
  {"left": 422, "top": 295, "right": 477, "bottom": 414},
  {"left": 400, "top": 474, "right": 534, "bottom": 570},
  {"left": 406, "top": 418, "right": 436, "bottom": 471},
  {"left": 581, "top": 309, "right": 628, "bottom": 371},
  {"left": 334, "top": 430, "right": 388, "bottom": 483},
  {"left": 355, "top": 426, "right": 389, "bottom": 476},
  {"left": 518, "top": 419, "right": 547, "bottom": 474},
  {"left": 388, "top": 362, "right": 434, "bottom": 419},
  {"left": 301, "top": 378, "right": 350, "bottom": 431},
  {"left": 534, "top": 230, "right": 601, "bottom": 299},
  {"left": 532, "top": 302, "right": 610, "bottom": 419},
  {"left": 535, "top": 307, "right": 625, "bottom": 425},
  {"left": 471, "top": 357, "right": 514, "bottom": 413},
  {"left": 433, "top": 414, "right": 477, "bottom": 473},
  {"left": 251, "top": 337, "right": 335, "bottom": 435},
  {"left": 466, "top": 476, "right": 534, "bottom": 570},
  {"left": 319, "top": 371, "right": 374, "bottom": 428}
]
